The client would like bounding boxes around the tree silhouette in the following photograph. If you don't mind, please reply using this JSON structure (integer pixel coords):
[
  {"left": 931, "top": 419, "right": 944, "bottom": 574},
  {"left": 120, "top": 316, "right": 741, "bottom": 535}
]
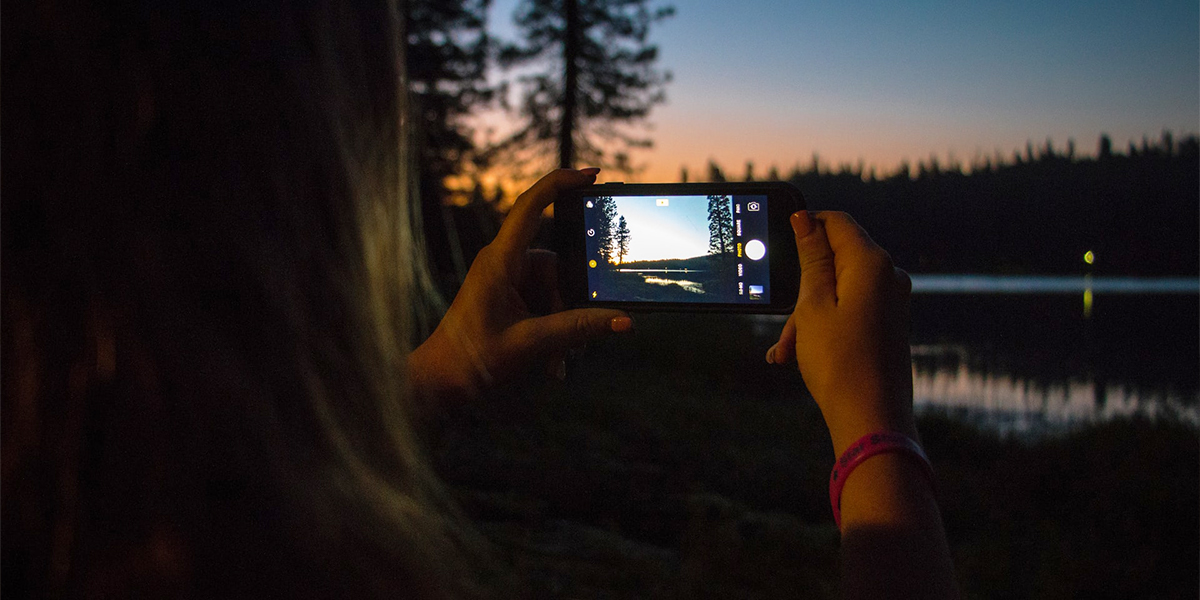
[
  {"left": 497, "top": 0, "right": 673, "bottom": 170},
  {"left": 615, "top": 215, "right": 631, "bottom": 263},
  {"left": 593, "top": 195, "right": 618, "bottom": 264},
  {"left": 407, "top": 0, "right": 493, "bottom": 283},
  {"left": 749, "top": 131, "right": 1199, "bottom": 277},
  {"left": 707, "top": 160, "right": 725, "bottom": 182},
  {"left": 707, "top": 195, "right": 733, "bottom": 257},
  {"left": 408, "top": 0, "right": 491, "bottom": 187}
]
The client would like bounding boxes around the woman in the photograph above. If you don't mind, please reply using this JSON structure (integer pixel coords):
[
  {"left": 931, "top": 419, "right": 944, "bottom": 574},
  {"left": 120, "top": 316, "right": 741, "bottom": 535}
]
[{"left": 2, "top": 0, "right": 955, "bottom": 597}]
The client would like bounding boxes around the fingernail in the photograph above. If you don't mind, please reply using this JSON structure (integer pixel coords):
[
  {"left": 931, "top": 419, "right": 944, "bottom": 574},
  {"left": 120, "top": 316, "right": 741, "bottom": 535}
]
[
  {"left": 610, "top": 316, "right": 633, "bottom": 332},
  {"left": 791, "top": 211, "right": 813, "bottom": 237},
  {"left": 579, "top": 167, "right": 601, "bottom": 175},
  {"left": 556, "top": 360, "right": 567, "bottom": 381}
]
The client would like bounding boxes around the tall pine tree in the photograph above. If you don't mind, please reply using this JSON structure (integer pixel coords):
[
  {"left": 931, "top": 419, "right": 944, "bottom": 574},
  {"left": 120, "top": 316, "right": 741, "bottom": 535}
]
[
  {"left": 707, "top": 195, "right": 733, "bottom": 257},
  {"left": 496, "top": 0, "right": 673, "bottom": 171},
  {"left": 593, "top": 196, "right": 618, "bottom": 264},
  {"left": 615, "top": 215, "right": 631, "bottom": 263}
]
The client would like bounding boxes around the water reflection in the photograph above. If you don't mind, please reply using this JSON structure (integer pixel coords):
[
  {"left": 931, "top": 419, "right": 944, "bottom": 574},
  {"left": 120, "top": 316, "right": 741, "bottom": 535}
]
[
  {"left": 905, "top": 277, "right": 1198, "bottom": 434},
  {"left": 643, "top": 276, "right": 705, "bottom": 294},
  {"left": 911, "top": 344, "right": 1200, "bottom": 435},
  {"left": 750, "top": 276, "right": 1199, "bottom": 434}
]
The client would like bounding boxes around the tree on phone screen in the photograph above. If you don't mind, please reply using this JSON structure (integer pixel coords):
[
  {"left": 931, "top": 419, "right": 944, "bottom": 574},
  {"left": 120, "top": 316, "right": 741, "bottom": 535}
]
[
  {"left": 594, "top": 196, "right": 618, "bottom": 265},
  {"left": 707, "top": 195, "right": 733, "bottom": 258},
  {"left": 616, "top": 216, "right": 631, "bottom": 263}
]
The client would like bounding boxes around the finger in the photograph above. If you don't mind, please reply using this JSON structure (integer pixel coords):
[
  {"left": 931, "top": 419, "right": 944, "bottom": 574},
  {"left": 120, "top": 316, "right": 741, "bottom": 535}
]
[
  {"left": 502, "top": 308, "right": 630, "bottom": 361},
  {"left": 817, "top": 211, "right": 896, "bottom": 303},
  {"left": 816, "top": 211, "right": 882, "bottom": 260},
  {"left": 522, "top": 249, "right": 560, "bottom": 315},
  {"left": 495, "top": 168, "right": 600, "bottom": 255},
  {"left": 766, "top": 314, "right": 797, "bottom": 365},
  {"left": 792, "top": 211, "right": 837, "bottom": 307}
]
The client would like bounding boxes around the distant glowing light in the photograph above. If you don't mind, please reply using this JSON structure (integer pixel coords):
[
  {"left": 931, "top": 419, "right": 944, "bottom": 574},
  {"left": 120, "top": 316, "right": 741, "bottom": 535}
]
[{"left": 1084, "top": 250, "right": 1095, "bottom": 265}]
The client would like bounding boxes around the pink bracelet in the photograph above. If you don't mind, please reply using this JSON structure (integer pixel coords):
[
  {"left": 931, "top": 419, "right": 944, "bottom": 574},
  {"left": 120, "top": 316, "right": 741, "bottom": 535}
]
[{"left": 829, "top": 431, "right": 936, "bottom": 529}]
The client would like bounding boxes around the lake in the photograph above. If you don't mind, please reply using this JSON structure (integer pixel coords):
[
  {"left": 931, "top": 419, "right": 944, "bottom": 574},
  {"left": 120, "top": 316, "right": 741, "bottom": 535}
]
[
  {"left": 576, "top": 275, "right": 1200, "bottom": 436},
  {"left": 754, "top": 275, "right": 1200, "bottom": 435}
]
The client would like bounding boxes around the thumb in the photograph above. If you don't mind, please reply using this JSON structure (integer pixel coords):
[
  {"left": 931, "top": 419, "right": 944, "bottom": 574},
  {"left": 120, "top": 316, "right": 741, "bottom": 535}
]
[
  {"left": 792, "top": 211, "right": 837, "bottom": 306},
  {"left": 503, "top": 309, "right": 631, "bottom": 360}
]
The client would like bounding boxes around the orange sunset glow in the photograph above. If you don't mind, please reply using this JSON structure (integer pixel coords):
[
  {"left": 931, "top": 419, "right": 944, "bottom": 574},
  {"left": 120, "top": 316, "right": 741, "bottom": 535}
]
[{"left": 448, "top": 0, "right": 1196, "bottom": 208}]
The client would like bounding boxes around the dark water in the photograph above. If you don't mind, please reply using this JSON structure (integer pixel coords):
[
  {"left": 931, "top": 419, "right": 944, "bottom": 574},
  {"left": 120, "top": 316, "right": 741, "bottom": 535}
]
[
  {"left": 879, "top": 277, "right": 1200, "bottom": 432},
  {"left": 743, "top": 276, "right": 1200, "bottom": 433}
]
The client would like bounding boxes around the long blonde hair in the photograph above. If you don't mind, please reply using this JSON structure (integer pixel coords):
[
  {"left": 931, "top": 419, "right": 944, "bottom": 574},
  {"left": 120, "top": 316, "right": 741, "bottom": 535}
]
[{"left": 2, "top": 1, "right": 491, "bottom": 596}]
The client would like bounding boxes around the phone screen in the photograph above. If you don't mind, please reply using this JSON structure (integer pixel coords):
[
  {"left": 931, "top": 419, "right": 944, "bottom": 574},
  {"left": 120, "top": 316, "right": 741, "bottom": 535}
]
[{"left": 581, "top": 193, "right": 771, "bottom": 305}]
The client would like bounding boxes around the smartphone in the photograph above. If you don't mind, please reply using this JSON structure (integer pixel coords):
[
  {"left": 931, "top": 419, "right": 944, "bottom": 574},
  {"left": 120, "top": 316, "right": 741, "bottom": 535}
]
[{"left": 554, "top": 181, "right": 803, "bottom": 313}]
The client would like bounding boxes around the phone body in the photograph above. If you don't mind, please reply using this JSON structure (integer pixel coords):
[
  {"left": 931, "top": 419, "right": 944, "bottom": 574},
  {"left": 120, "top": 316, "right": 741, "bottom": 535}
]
[{"left": 554, "top": 181, "right": 803, "bottom": 313}]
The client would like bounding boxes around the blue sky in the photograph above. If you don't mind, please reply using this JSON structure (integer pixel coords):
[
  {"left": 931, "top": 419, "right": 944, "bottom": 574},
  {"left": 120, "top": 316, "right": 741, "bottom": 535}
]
[
  {"left": 611, "top": 195, "right": 716, "bottom": 262},
  {"left": 485, "top": 0, "right": 1199, "bottom": 181}
]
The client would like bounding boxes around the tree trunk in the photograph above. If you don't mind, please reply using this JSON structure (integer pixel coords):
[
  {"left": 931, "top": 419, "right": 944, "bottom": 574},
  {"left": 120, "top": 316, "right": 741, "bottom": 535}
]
[{"left": 559, "top": 0, "right": 579, "bottom": 168}]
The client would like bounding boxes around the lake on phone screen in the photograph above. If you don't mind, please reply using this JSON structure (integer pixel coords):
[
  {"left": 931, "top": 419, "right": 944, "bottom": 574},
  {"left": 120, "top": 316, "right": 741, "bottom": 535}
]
[{"left": 757, "top": 275, "right": 1200, "bottom": 435}]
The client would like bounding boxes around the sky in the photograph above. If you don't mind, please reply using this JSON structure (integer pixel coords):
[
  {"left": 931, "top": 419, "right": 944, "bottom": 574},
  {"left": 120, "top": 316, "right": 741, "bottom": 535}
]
[
  {"left": 611, "top": 195, "right": 717, "bottom": 262},
  {"left": 480, "top": 0, "right": 1199, "bottom": 185}
]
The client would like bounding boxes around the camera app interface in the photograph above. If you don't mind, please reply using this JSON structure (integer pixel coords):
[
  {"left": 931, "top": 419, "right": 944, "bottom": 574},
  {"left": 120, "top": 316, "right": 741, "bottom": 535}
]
[{"left": 582, "top": 194, "right": 770, "bottom": 304}]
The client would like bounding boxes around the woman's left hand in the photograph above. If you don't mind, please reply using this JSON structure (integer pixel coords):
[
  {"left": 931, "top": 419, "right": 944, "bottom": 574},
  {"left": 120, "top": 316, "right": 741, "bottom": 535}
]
[{"left": 408, "top": 168, "right": 631, "bottom": 402}]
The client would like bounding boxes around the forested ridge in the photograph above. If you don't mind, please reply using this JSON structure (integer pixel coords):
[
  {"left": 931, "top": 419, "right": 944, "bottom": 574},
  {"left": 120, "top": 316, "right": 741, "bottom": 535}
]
[{"left": 784, "top": 134, "right": 1199, "bottom": 276}]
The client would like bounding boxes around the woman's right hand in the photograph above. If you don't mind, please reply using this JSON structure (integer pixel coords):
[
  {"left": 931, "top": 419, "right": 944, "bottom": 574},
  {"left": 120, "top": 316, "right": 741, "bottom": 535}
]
[
  {"left": 766, "top": 211, "right": 917, "bottom": 456},
  {"left": 769, "top": 211, "right": 959, "bottom": 599}
]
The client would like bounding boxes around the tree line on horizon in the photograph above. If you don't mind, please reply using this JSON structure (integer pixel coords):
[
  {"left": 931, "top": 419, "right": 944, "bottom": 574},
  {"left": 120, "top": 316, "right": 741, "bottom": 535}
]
[
  {"left": 444, "top": 132, "right": 1199, "bottom": 281},
  {"left": 775, "top": 132, "right": 1199, "bottom": 277}
]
